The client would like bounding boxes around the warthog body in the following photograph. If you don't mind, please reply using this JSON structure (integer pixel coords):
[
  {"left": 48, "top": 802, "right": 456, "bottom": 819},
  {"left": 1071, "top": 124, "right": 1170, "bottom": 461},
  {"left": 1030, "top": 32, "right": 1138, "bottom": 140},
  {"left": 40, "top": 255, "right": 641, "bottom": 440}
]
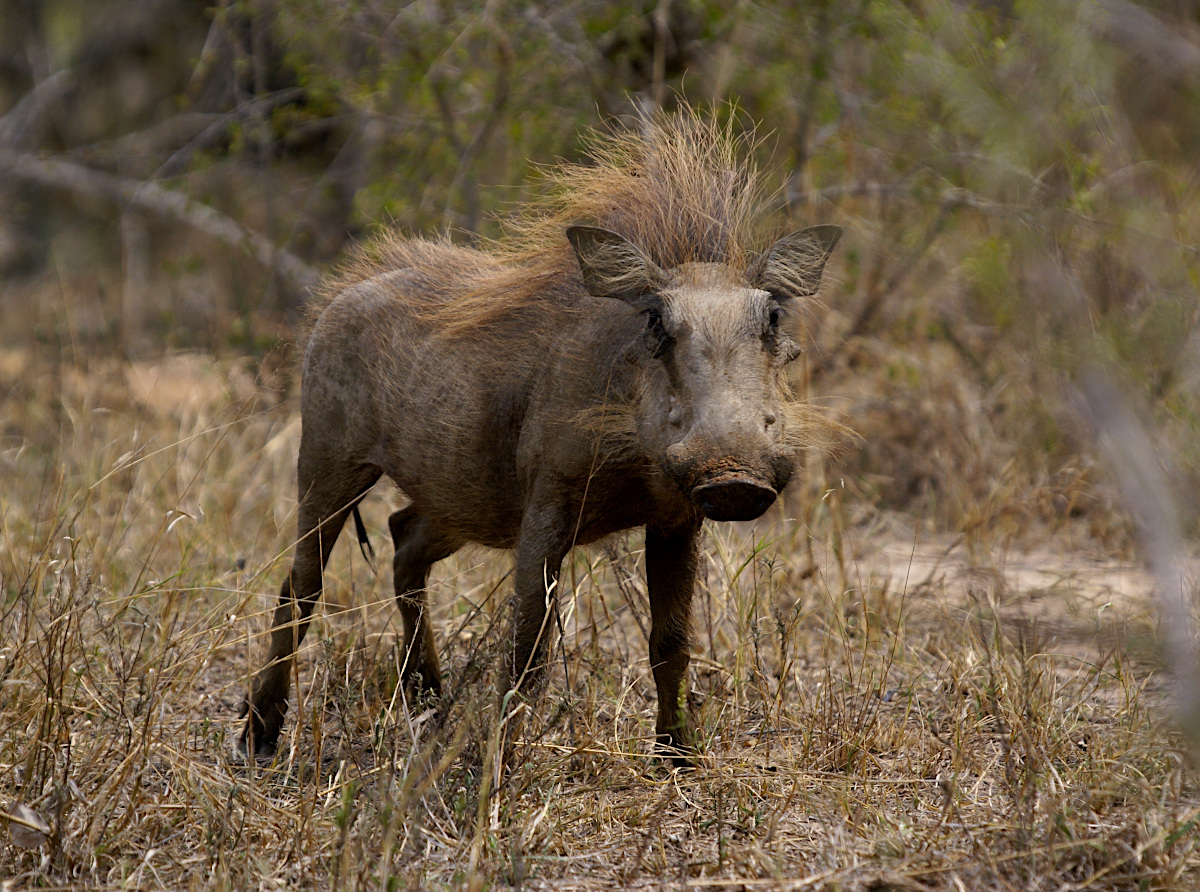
[{"left": 242, "top": 113, "right": 840, "bottom": 762}]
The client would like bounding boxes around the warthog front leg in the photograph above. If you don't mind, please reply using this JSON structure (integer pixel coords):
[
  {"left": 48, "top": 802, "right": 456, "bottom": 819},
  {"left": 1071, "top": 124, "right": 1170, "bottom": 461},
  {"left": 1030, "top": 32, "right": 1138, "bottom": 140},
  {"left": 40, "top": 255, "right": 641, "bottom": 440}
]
[
  {"left": 507, "top": 507, "right": 573, "bottom": 699},
  {"left": 500, "top": 502, "right": 577, "bottom": 756},
  {"left": 646, "top": 519, "right": 702, "bottom": 766},
  {"left": 388, "top": 505, "right": 460, "bottom": 702}
]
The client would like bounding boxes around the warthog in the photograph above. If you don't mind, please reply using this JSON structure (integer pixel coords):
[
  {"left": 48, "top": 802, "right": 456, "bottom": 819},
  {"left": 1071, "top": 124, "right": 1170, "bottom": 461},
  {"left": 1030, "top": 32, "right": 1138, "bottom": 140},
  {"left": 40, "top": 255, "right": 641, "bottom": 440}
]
[{"left": 242, "top": 112, "right": 840, "bottom": 763}]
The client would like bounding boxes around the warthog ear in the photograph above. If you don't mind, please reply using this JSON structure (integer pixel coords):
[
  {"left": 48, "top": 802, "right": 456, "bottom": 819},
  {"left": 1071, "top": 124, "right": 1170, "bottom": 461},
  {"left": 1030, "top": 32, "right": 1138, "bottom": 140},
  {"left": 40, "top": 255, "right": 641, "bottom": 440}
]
[
  {"left": 749, "top": 224, "right": 842, "bottom": 301},
  {"left": 566, "top": 226, "right": 668, "bottom": 305}
]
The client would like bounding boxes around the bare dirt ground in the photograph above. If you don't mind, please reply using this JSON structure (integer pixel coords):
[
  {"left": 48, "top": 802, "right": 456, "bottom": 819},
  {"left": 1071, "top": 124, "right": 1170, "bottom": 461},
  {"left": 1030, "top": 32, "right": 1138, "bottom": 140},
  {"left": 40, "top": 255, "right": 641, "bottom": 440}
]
[
  {"left": 857, "top": 523, "right": 1161, "bottom": 661},
  {"left": 2, "top": 352, "right": 1197, "bottom": 890}
]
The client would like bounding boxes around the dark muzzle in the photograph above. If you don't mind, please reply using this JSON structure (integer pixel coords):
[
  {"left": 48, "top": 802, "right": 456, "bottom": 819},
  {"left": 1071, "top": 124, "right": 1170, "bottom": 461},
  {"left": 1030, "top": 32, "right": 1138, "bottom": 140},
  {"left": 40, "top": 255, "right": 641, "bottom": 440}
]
[{"left": 692, "top": 475, "right": 777, "bottom": 522}]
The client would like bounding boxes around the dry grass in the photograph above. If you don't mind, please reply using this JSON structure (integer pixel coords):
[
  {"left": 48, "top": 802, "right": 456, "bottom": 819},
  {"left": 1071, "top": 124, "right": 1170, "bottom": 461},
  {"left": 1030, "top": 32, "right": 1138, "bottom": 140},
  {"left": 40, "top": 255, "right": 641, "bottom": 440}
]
[{"left": 1, "top": 348, "right": 1197, "bottom": 891}]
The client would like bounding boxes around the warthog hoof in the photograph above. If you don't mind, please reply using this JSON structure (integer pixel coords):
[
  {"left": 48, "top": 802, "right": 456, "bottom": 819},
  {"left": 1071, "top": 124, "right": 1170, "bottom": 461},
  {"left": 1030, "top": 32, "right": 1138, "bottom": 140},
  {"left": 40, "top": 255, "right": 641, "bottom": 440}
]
[
  {"left": 237, "top": 699, "right": 286, "bottom": 758},
  {"left": 402, "top": 668, "right": 444, "bottom": 705},
  {"left": 655, "top": 728, "right": 699, "bottom": 769}
]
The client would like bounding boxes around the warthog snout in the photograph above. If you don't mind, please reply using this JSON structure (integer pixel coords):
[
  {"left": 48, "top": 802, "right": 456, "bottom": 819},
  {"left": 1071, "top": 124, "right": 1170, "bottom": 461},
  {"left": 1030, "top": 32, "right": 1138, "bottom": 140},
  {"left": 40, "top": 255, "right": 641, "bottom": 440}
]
[
  {"left": 692, "top": 475, "right": 777, "bottom": 521},
  {"left": 665, "top": 439, "right": 794, "bottom": 521}
]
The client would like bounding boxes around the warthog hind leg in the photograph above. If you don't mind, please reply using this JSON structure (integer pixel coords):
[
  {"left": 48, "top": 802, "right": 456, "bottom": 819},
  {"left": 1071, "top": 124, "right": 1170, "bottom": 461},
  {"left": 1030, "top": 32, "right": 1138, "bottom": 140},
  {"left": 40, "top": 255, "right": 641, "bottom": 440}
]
[
  {"left": 241, "top": 463, "right": 380, "bottom": 757},
  {"left": 388, "top": 505, "right": 460, "bottom": 702}
]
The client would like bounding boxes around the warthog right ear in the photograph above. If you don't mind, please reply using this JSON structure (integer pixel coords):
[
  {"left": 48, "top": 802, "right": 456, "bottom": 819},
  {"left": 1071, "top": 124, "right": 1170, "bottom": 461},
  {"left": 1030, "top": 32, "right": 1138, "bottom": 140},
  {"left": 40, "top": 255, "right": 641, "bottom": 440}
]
[
  {"left": 750, "top": 224, "right": 842, "bottom": 301},
  {"left": 567, "top": 226, "right": 668, "bottom": 305}
]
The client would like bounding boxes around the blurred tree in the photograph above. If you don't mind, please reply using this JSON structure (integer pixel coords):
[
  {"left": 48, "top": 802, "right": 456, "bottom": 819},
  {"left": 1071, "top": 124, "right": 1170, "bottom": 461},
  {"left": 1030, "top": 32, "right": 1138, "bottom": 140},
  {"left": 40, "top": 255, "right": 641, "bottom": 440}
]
[{"left": 2, "top": 0, "right": 1200, "bottom": 534}]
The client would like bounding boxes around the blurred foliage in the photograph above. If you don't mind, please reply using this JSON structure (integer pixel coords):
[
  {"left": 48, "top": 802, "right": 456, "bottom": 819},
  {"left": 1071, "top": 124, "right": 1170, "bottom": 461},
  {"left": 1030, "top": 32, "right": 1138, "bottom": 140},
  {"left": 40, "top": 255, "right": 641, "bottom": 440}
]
[{"left": 3, "top": 0, "right": 1200, "bottom": 538}]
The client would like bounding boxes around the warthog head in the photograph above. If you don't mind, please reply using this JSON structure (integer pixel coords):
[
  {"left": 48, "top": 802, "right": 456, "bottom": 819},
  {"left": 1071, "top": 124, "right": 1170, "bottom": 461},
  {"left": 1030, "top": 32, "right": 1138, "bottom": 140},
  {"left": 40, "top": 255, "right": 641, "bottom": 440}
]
[{"left": 568, "top": 223, "right": 841, "bottom": 522}]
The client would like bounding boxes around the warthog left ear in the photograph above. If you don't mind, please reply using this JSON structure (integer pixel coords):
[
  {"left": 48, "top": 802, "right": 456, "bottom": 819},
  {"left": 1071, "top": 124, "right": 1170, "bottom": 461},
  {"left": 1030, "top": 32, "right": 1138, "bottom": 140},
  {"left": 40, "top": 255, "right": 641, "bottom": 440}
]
[
  {"left": 749, "top": 224, "right": 842, "bottom": 301},
  {"left": 567, "top": 226, "right": 668, "bottom": 305}
]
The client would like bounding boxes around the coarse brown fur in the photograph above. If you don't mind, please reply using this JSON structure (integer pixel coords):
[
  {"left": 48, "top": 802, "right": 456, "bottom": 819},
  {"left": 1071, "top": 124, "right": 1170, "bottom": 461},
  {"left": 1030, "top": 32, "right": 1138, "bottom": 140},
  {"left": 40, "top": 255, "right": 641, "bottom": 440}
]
[{"left": 240, "top": 108, "right": 843, "bottom": 766}]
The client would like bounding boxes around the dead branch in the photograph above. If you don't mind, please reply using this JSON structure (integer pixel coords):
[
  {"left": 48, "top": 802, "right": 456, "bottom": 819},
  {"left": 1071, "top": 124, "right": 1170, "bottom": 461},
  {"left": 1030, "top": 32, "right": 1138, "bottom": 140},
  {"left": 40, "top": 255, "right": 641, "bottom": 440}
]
[
  {"left": 844, "top": 199, "right": 953, "bottom": 341},
  {"left": 436, "top": 11, "right": 513, "bottom": 236},
  {"left": 0, "top": 70, "right": 73, "bottom": 149},
  {"left": 152, "top": 88, "right": 306, "bottom": 178},
  {"left": 0, "top": 149, "right": 320, "bottom": 297},
  {"left": 1083, "top": 0, "right": 1200, "bottom": 88}
]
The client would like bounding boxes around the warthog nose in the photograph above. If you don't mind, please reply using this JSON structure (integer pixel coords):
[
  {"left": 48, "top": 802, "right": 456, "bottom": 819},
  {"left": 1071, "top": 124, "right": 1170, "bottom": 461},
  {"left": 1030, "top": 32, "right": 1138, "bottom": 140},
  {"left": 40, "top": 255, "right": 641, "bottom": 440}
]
[{"left": 692, "top": 476, "right": 778, "bottom": 522}]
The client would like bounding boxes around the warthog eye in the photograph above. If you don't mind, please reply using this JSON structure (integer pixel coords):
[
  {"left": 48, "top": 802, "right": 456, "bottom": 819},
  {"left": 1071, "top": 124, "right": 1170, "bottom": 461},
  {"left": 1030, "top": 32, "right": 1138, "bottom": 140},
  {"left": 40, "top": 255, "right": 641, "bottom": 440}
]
[
  {"left": 765, "top": 303, "right": 785, "bottom": 341},
  {"left": 646, "top": 307, "right": 672, "bottom": 358},
  {"left": 765, "top": 303, "right": 797, "bottom": 360}
]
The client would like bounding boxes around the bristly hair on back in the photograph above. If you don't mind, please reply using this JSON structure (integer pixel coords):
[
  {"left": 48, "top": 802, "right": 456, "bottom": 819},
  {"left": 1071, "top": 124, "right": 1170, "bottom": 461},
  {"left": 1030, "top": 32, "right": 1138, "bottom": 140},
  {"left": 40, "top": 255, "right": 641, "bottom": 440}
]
[
  {"left": 320, "top": 107, "right": 782, "bottom": 334},
  {"left": 496, "top": 107, "right": 771, "bottom": 271}
]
